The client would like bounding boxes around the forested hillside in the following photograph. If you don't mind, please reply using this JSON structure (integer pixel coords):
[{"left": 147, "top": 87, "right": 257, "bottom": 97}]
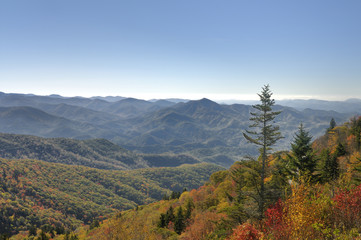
[
  {"left": 77, "top": 117, "right": 361, "bottom": 240},
  {"left": 0, "top": 159, "right": 222, "bottom": 238},
  {"left": 0, "top": 133, "right": 200, "bottom": 170}
]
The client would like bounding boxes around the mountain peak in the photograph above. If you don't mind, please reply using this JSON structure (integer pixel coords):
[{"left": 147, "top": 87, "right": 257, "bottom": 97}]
[
  {"left": 173, "top": 98, "right": 222, "bottom": 115},
  {"left": 192, "top": 98, "right": 220, "bottom": 108}
]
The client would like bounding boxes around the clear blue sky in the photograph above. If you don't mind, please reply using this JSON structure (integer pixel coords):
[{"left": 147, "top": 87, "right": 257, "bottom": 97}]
[{"left": 1, "top": 0, "right": 361, "bottom": 100}]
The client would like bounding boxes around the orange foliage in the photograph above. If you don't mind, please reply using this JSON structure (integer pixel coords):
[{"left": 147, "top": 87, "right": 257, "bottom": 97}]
[
  {"left": 189, "top": 185, "right": 218, "bottom": 210},
  {"left": 228, "top": 223, "right": 263, "bottom": 240},
  {"left": 180, "top": 211, "right": 226, "bottom": 240}
]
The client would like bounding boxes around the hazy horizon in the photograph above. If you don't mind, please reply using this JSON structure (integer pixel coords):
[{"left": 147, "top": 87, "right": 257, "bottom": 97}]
[
  {"left": 1, "top": 90, "right": 360, "bottom": 103},
  {"left": 2, "top": 1, "right": 361, "bottom": 101}
]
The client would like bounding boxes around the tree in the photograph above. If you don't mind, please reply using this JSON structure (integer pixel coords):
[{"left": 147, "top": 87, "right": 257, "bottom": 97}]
[
  {"left": 335, "top": 142, "right": 346, "bottom": 157},
  {"left": 243, "top": 84, "right": 283, "bottom": 218},
  {"left": 39, "top": 230, "right": 49, "bottom": 240},
  {"left": 330, "top": 118, "right": 336, "bottom": 129},
  {"left": 350, "top": 116, "right": 361, "bottom": 149},
  {"left": 158, "top": 213, "right": 167, "bottom": 228},
  {"left": 89, "top": 219, "right": 100, "bottom": 230},
  {"left": 28, "top": 225, "right": 37, "bottom": 237},
  {"left": 327, "top": 118, "right": 336, "bottom": 132},
  {"left": 164, "top": 206, "right": 175, "bottom": 227},
  {"left": 174, "top": 207, "right": 185, "bottom": 234},
  {"left": 288, "top": 123, "right": 316, "bottom": 181},
  {"left": 320, "top": 149, "right": 339, "bottom": 182},
  {"left": 185, "top": 199, "right": 194, "bottom": 220}
]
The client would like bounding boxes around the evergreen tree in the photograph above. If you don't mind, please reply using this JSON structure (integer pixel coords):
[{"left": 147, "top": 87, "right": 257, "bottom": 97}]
[
  {"left": 243, "top": 84, "right": 282, "bottom": 218},
  {"left": 327, "top": 118, "right": 336, "bottom": 132},
  {"left": 351, "top": 117, "right": 361, "bottom": 148},
  {"left": 288, "top": 123, "right": 316, "bottom": 181},
  {"left": 164, "top": 206, "right": 175, "bottom": 226},
  {"left": 185, "top": 200, "right": 194, "bottom": 220},
  {"left": 320, "top": 149, "right": 339, "bottom": 182},
  {"left": 335, "top": 142, "right": 346, "bottom": 157},
  {"left": 170, "top": 191, "right": 181, "bottom": 199},
  {"left": 158, "top": 213, "right": 166, "bottom": 228},
  {"left": 174, "top": 207, "right": 185, "bottom": 234}
]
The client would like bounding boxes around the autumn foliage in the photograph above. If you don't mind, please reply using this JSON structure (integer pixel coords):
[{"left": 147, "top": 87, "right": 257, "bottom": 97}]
[
  {"left": 228, "top": 222, "right": 263, "bottom": 240},
  {"left": 6, "top": 117, "right": 361, "bottom": 239},
  {"left": 333, "top": 184, "right": 361, "bottom": 230}
]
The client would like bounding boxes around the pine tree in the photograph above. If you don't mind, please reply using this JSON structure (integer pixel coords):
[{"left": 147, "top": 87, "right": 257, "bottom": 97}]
[
  {"left": 243, "top": 84, "right": 282, "bottom": 218},
  {"left": 335, "top": 142, "right": 346, "bottom": 157},
  {"left": 164, "top": 206, "right": 175, "bottom": 226},
  {"left": 174, "top": 207, "right": 185, "bottom": 234},
  {"left": 327, "top": 118, "right": 336, "bottom": 132},
  {"left": 330, "top": 118, "right": 336, "bottom": 129},
  {"left": 288, "top": 123, "right": 315, "bottom": 181},
  {"left": 158, "top": 213, "right": 166, "bottom": 228},
  {"left": 320, "top": 149, "right": 339, "bottom": 182},
  {"left": 185, "top": 200, "right": 194, "bottom": 220}
]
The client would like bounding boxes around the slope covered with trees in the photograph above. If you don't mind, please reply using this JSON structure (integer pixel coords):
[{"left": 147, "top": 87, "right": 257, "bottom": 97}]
[
  {"left": 80, "top": 116, "right": 361, "bottom": 240},
  {"left": 0, "top": 133, "right": 200, "bottom": 170},
  {"left": 0, "top": 158, "right": 222, "bottom": 238},
  {"left": 76, "top": 87, "right": 361, "bottom": 240}
]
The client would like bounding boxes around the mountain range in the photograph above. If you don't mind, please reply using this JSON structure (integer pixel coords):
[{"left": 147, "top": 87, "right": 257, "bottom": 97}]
[{"left": 0, "top": 92, "right": 359, "bottom": 167}]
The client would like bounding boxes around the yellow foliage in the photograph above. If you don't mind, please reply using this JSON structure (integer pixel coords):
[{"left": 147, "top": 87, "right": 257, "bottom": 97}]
[
  {"left": 283, "top": 183, "right": 332, "bottom": 239},
  {"left": 213, "top": 180, "right": 233, "bottom": 201},
  {"left": 264, "top": 175, "right": 272, "bottom": 183},
  {"left": 350, "top": 152, "right": 361, "bottom": 165},
  {"left": 216, "top": 200, "right": 231, "bottom": 212},
  {"left": 179, "top": 191, "right": 191, "bottom": 204}
]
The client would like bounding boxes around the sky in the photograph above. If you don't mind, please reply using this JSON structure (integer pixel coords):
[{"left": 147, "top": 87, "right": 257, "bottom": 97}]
[{"left": 1, "top": 0, "right": 361, "bottom": 101}]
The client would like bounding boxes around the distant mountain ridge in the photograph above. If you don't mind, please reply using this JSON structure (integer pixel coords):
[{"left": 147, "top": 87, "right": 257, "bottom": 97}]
[
  {"left": 276, "top": 98, "right": 361, "bottom": 113},
  {"left": 0, "top": 91, "right": 359, "bottom": 167}
]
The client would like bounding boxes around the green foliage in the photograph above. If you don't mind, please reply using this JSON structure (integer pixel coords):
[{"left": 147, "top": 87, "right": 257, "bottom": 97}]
[
  {"left": 319, "top": 149, "right": 340, "bottom": 182},
  {"left": 288, "top": 123, "right": 316, "bottom": 181},
  {"left": 89, "top": 219, "right": 100, "bottom": 230},
  {"left": 174, "top": 206, "right": 185, "bottom": 234},
  {"left": 350, "top": 116, "right": 361, "bottom": 149},
  {"left": 243, "top": 84, "right": 282, "bottom": 218},
  {"left": 63, "top": 232, "right": 79, "bottom": 240},
  {"left": 327, "top": 117, "right": 337, "bottom": 132},
  {"left": 185, "top": 199, "right": 194, "bottom": 220},
  {"left": 0, "top": 133, "right": 203, "bottom": 170}
]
